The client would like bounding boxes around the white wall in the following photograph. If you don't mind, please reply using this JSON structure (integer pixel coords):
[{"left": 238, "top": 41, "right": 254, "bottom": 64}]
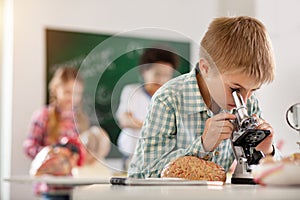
[
  {"left": 2, "top": 0, "right": 300, "bottom": 199},
  {"left": 1, "top": 0, "right": 14, "bottom": 200},
  {"left": 255, "top": 0, "right": 300, "bottom": 155},
  {"left": 0, "top": 0, "right": 4, "bottom": 198}
]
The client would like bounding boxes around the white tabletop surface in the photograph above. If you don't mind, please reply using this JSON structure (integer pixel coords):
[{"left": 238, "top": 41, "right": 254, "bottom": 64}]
[{"left": 72, "top": 183, "right": 300, "bottom": 200}]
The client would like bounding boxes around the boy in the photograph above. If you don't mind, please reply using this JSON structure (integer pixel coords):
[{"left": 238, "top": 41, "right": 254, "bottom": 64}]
[{"left": 128, "top": 16, "right": 281, "bottom": 178}]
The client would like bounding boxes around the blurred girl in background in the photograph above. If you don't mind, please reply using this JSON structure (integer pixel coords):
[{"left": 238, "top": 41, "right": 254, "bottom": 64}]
[
  {"left": 23, "top": 66, "right": 89, "bottom": 167},
  {"left": 24, "top": 66, "right": 111, "bottom": 167}
]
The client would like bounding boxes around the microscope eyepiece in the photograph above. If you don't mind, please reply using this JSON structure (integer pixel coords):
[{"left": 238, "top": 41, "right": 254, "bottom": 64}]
[{"left": 232, "top": 91, "right": 257, "bottom": 129}]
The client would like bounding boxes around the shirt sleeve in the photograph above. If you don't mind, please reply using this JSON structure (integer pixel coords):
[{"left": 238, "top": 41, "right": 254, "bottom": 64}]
[
  {"left": 128, "top": 96, "right": 209, "bottom": 178},
  {"left": 23, "top": 107, "right": 48, "bottom": 159}
]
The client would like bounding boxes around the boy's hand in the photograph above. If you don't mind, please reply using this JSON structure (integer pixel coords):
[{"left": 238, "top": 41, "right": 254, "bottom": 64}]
[
  {"left": 202, "top": 113, "right": 236, "bottom": 152},
  {"left": 253, "top": 115, "right": 274, "bottom": 155}
]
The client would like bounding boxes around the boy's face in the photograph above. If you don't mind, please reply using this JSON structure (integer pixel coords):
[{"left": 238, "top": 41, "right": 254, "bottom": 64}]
[{"left": 204, "top": 68, "right": 261, "bottom": 111}]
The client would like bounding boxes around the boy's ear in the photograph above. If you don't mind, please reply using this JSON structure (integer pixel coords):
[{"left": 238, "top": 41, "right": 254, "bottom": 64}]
[{"left": 198, "top": 59, "right": 209, "bottom": 76}]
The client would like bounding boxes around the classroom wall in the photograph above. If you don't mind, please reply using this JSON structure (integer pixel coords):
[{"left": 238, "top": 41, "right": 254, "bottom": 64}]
[
  {"left": 1, "top": 0, "right": 14, "bottom": 200},
  {"left": 1, "top": 0, "right": 300, "bottom": 199},
  {"left": 0, "top": 0, "right": 4, "bottom": 198},
  {"left": 255, "top": 0, "right": 300, "bottom": 154}
]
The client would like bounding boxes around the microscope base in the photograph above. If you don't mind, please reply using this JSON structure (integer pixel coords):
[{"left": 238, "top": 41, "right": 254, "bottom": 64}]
[{"left": 231, "top": 177, "right": 256, "bottom": 185}]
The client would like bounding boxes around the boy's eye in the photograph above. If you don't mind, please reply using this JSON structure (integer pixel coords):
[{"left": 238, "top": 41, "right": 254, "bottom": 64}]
[{"left": 230, "top": 88, "right": 240, "bottom": 93}]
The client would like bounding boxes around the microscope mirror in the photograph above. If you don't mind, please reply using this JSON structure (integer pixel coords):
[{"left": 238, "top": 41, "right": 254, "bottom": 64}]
[{"left": 286, "top": 103, "right": 300, "bottom": 132}]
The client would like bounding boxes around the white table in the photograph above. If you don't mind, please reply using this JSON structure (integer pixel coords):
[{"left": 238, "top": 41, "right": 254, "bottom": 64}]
[{"left": 72, "top": 184, "right": 300, "bottom": 200}]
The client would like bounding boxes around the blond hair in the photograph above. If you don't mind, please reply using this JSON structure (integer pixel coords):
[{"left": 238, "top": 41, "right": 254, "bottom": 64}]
[
  {"left": 48, "top": 66, "right": 89, "bottom": 143},
  {"left": 200, "top": 16, "right": 275, "bottom": 84}
]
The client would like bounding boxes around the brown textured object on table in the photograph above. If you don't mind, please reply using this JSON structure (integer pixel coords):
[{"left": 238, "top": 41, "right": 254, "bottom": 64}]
[{"left": 160, "top": 156, "right": 226, "bottom": 182}]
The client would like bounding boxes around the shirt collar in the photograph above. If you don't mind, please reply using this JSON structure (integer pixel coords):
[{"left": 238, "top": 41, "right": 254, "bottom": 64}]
[
  {"left": 182, "top": 66, "right": 234, "bottom": 116},
  {"left": 182, "top": 67, "right": 209, "bottom": 115}
]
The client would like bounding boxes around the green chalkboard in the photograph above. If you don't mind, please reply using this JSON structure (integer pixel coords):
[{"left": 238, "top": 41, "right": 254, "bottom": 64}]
[{"left": 46, "top": 28, "right": 191, "bottom": 157}]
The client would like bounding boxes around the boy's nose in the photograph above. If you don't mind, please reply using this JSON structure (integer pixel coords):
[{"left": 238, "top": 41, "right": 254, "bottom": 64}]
[{"left": 241, "top": 91, "right": 252, "bottom": 103}]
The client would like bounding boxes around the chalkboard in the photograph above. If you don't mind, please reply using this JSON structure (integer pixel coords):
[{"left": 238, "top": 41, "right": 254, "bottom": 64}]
[{"left": 46, "top": 28, "right": 191, "bottom": 157}]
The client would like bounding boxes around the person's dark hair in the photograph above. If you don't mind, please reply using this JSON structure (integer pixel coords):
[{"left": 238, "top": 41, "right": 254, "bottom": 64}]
[{"left": 139, "top": 45, "right": 180, "bottom": 73}]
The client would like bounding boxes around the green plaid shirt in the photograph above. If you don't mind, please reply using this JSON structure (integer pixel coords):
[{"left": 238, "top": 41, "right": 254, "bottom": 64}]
[{"left": 128, "top": 68, "right": 276, "bottom": 178}]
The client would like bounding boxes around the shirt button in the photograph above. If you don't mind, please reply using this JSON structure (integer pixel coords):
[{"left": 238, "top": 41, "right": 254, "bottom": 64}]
[
  {"left": 203, "top": 155, "right": 210, "bottom": 160},
  {"left": 214, "top": 151, "right": 220, "bottom": 156}
]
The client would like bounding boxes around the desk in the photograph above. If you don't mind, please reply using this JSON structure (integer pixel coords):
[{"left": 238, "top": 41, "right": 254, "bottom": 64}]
[{"left": 72, "top": 184, "right": 300, "bottom": 200}]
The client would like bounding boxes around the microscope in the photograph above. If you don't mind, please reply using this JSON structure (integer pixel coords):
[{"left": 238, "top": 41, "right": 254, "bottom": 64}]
[{"left": 230, "top": 91, "right": 271, "bottom": 184}]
